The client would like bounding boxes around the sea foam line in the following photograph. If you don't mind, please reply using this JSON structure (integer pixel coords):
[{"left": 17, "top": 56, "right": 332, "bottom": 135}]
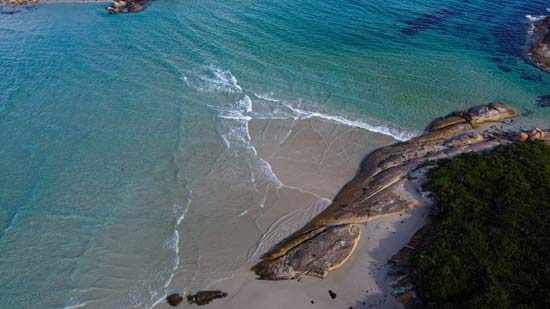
[
  {"left": 526, "top": 12, "right": 548, "bottom": 34},
  {"left": 181, "top": 65, "right": 242, "bottom": 94},
  {"left": 251, "top": 93, "right": 417, "bottom": 141},
  {"left": 285, "top": 104, "right": 415, "bottom": 142},
  {"left": 150, "top": 199, "right": 191, "bottom": 308}
]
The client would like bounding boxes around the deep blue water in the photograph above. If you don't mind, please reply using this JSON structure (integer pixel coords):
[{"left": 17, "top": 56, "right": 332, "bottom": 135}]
[{"left": 0, "top": 1, "right": 549, "bottom": 308}]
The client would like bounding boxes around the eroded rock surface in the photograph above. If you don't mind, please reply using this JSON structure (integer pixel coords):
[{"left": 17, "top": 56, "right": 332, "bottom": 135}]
[
  {"left": 252, "top": 102, "right": 549, "bottom": 281},
  {"left": 529, "top": 16, "right": 550, "bottom": 71}
]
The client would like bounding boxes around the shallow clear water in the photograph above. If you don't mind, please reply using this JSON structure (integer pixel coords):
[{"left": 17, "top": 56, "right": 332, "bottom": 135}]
[{"left": 0, "top": 1, "right": 549, "bottom": 308}]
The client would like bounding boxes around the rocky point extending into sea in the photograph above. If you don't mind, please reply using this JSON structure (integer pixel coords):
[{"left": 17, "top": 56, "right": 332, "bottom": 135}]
[
  {"left": 529, "top": 16, "right": 550, "bottom": 71},
  {"left": 252, "top": 103, "right": 549, "bottom": 305}
]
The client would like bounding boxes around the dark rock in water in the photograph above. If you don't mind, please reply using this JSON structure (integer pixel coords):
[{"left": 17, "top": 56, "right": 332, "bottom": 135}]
[
  {"left": 187, "top": 290, "right": 227, "bottom": 306},
  {"left": 536, "top": 95, "right": 550, "bottom": 108},
  {"left": 128, "top": 3, "right": 144, "bottom": 13},
  {"left": 166, "top": 293, "right": 184, "bottom": 307},
  {"left": 107, "top": 0, "right": 150, "bottom": 14},
  {"left": 328, "top": 290, "right": 336, "bottom": 299},
  {"left": 528, "top": 16, "right": 550, "bottom": 71}
]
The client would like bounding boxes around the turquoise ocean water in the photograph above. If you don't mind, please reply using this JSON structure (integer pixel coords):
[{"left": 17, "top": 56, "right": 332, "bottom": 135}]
[{"left": 1, "top": 1, "right": 549, "bottom": 308}]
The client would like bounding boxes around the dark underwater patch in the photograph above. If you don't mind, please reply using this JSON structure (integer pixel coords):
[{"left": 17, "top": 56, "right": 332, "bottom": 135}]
[
  {"left": 476, "top": 37, "right": 490, "bottom": 45},
  {"left": 400, "top": 0, "right": 473, "bottom": 36},
  {"left": 536, "top": 95, "right": 550, "bottom": 108},
  {"left": 490, "top": 56, "right": 503, "bottom": 64},
  {"left": 521, "top": 109, "right": 534, "bottom": 117},
  {"left": 401, "top": 8, "right": 462, "bottom": 36},
  {"left": 520, "top": 74, "right": 543, "bottom": 82},
  {"left": 497, "top": 64, "right": 512, "bottom": 73}
]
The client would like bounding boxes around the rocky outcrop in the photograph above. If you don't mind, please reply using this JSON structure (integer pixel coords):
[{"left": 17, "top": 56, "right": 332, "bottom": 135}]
[
  {"left": 0, "top": 0, "right": 39, "bottom": 5},
  {"left": 187, "top": 291, "right": 228, "bottom": 306},
  {"left": 252, "top": 103, "right": 549, "bottom": 281},
  {"left": 107, "top": 0, "right": 148, "bottom": 14},
  {"left": 0, "top": 1, "right": 149, "bottom": 14},
  {"left": 529, "top": 16, "right": 550, "bottom": 71}
]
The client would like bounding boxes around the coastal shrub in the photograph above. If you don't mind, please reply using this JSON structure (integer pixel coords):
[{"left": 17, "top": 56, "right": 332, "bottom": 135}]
[{"left": 415, "top": 141, "right": 550, "bottom": 308}]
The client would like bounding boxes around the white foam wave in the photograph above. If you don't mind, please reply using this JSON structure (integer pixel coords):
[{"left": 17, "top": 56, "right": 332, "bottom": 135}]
[
  {"left": 182, "top": 65, "right": 242, "bottom": 94},
  {"left": 278, "top": 101, "right": 415, "bottom": 141},
  {"left": 526, "top": 13, "right": 548, "bottom": 34},
  {"left": 250, "top": 92, "right": 417, "bottom": 141},
  {"left": 149, "top": 200, "right": 190, "bottom": 308},
  {"left": 253, "top": 91, "right": 280, "bottom": 102},
  {"left": 221, "top": 121, "right": 252, "bottom": 147},
  {"left": 59, "top": 300, "right": 92, "bottom": 309},
  {"left": 239, "top": 95, "right": 253, "bottom": 113},
  {"left": 219, "top": 95, "right": 253, "bottom": 121},
  {"left": 526, "top": 14, "right": 547, "bottom": 22},
  {"left": 163, "top": 230, "right": 180, "bottom": 288},
  {"left": 172, "top": 200, "right": 190, "bottom": 225},
  {"left": 256, "top": 158, "right": 283, "bottom": 188}
]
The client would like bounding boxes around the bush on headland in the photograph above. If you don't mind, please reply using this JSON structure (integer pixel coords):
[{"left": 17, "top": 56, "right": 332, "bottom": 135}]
[{"left": 415, "top": 141, "right": 550, "bottom": 308}]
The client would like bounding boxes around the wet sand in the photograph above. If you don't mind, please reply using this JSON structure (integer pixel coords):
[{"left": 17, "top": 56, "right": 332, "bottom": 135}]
[{"left": 155, "top": 114, "right": 430, "bottom": 308}]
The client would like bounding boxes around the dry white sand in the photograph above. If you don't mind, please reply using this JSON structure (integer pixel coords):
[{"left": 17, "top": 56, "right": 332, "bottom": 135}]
[{"left": 155, "top": 116, "right": 429, "bottom": 309}]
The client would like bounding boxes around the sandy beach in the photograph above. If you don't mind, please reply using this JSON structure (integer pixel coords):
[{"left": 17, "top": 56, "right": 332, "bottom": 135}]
[{"left": 154, "top": 114, "right": 428, "bottom": 309}]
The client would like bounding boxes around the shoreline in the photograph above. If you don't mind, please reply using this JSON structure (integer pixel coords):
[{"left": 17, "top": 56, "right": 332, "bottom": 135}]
[
  {"left": 245, "top": 103, "right": 548, "bottom": 308},
  {"left": 154, "top": 103, "right": 549, "bottom": 308},
  {"left": 155, "top": 114, "right": 409, "bottom": 308}
]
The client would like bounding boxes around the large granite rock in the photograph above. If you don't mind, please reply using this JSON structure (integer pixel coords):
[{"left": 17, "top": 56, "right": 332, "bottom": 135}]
[
  {"left": 529, "top": 16, "right": 550, "bottom": 71},
  {"left": 252, "top": 103, "right": 548, "bottom": 281}
]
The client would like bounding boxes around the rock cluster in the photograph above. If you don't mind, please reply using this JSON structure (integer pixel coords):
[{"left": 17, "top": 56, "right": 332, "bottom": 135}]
[
  {"left": 0, "top": 0, "right": 39, "bottom": 6},
  {"left": 529, "top": 16, "right": 550, "bottom": 71},
  {"left": 252, "top": 103, "right": 549, "bottom": 281},
  {"left": 107, "top": 0, "right": 148, "bottom": 14}
]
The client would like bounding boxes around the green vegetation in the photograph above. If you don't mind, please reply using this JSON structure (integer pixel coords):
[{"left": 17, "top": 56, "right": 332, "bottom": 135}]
[{"left": 415, "top": 141, "right": 550, "bottom": 308}]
